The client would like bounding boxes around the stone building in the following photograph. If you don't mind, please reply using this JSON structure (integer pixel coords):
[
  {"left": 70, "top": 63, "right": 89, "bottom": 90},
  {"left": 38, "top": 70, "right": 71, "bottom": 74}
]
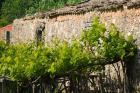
[
  {"left": 3, "top": 0, "right": 140, "bottom": 92},
  {"left": 11, "top": 0, "right": 140, "bottom": 45}
]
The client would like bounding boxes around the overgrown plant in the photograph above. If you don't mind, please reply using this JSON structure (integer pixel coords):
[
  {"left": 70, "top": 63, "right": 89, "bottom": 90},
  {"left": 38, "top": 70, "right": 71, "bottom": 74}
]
[
  {"left": 81, "top": 17, "right": 137, "bottom": 65},
  {"left": 0, "top": 17, "right": 137, "bottom": 92}
]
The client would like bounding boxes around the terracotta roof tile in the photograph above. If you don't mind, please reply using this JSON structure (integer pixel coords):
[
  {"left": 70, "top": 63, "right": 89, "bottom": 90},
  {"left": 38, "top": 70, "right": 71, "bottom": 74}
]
[{"left": 0, "top": 24, "right": 13, "bottom": 32}]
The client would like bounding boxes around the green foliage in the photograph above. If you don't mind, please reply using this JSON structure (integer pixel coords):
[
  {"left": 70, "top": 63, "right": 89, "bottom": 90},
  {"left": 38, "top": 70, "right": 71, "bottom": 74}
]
[
  {"left": 0, "top": 17, "right": 137, "bottom": 84},
  {"left": 0, "top": 0, "right": 36, "bottom": 26},
  {"left": 26, "top": 0, "right": 83, "bottom": 14},
  {"left": 81, "top": 17, "right": 137, "bottom": 65},
  {"left": 0, "top": 0, "right": 84, "bottom": 27}
]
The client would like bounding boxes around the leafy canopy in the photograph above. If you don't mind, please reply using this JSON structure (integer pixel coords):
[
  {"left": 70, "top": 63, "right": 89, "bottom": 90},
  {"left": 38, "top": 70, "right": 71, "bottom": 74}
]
[{"left": 0, "top": 17, "right": 137, "bottom": 83}]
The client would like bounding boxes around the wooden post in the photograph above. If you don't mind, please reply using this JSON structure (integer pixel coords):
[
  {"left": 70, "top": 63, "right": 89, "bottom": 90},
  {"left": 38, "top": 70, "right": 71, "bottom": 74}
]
[
  {"left": 32, "top": 83, "right": 35, "bottom": 93},
  {"left": 2, "top": 78, "right": 6, "bottom": 93},
  {"left": 17, "top": 82, "right": 19, "bottom": 93},
  {"left": 99, "top": 73, "right": 105, "bottom": 93}
]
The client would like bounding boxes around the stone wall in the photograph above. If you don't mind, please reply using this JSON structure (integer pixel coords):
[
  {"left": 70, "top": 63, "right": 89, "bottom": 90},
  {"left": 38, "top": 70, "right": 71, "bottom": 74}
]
[
  {"left": 12, "top": 0, "right": 140, "bottom": 45},
  {"left": 12, "top": 8, "right": 140, "bottom": 46},
  {"left": 11, "top": 0, "right": 140, "bottom": 92},
  {"left": 0, "top": 31, "right": 4, "bottom": 40},
  {"left": 12, "top": 12, "right": 93, "bottom": 43},
  {"left": 0, "top": 31, "right": 10, "bottom": 42}
]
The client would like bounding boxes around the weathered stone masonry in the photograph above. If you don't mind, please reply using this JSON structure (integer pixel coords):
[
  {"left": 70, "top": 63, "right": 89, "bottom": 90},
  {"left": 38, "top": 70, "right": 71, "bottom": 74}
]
[
  {"left": 12, "top": 0, "right": 140, "bottom": 44},
  {"left": 11, "top": 0, "right": 140, "bottom": 91}
]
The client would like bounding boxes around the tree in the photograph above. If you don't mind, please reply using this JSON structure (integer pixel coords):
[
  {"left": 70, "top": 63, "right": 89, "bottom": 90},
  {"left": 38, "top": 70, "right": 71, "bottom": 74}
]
[
  {"left": 0, "top": 0, "right": 84, "bottom": 27},
  {"left": 0, "top": 0, "right": 35, "bottom": 26}
]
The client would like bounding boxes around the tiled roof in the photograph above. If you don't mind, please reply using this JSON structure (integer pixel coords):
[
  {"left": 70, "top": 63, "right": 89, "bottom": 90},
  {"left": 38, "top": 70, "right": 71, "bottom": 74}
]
[{"left": 0, "top": 24, "right": 13, "bottom": 32}]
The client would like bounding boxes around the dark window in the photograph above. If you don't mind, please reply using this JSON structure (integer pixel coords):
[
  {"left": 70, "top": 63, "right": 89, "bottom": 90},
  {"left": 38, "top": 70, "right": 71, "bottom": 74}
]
[{"left": 6, "top": 31, "right": 10, "bottom": 44}]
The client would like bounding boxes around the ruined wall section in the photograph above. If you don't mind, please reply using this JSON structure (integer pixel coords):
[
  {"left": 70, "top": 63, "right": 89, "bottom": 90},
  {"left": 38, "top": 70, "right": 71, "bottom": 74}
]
[
  {"left": 12, "top": 0, "right": 140, "bottom": 44},
  {"left": 12, "top": 8, "right": 140, "bottom": 45},
  {"left": 12, "top": 20, "right": 36, "bottom": 43},
  {"left": 12, "top": 12, "right": 94, "bottom": 43},
  {"left": 44, "top": 13, "right": 94, "bottom": 43}
]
